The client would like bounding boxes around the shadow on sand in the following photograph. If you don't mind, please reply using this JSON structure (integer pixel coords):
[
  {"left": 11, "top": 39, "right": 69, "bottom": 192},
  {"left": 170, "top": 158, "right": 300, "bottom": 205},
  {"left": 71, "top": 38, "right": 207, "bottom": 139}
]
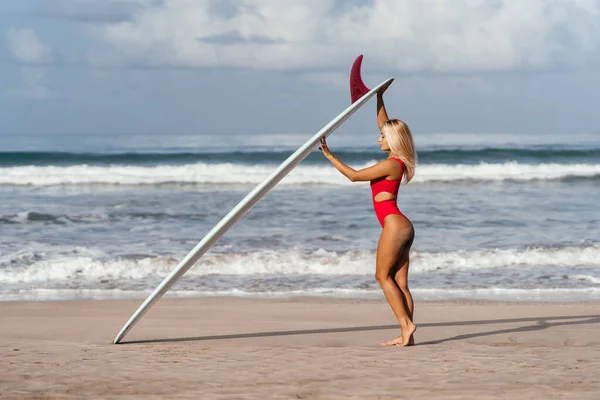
[{"left": 120, "top": 314, "right": 600, "bottom": 345}]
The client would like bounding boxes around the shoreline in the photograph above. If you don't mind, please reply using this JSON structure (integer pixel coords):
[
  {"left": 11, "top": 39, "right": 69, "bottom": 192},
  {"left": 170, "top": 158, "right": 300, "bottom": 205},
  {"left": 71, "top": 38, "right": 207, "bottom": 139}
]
[
  {"left": 2, "top": 297, "right": 599, "bottom": 398},
  {"left": 2, "top": 287, "right": 599, "bottom": 304},
  {"left": 3, "top": 294, "right": 600, "bottom": 304}
]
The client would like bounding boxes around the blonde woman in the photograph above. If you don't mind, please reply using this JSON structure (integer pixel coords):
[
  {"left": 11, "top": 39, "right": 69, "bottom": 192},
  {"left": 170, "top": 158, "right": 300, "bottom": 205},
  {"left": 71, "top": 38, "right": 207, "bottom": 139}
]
[{"left": 319, "top": 81, "right": 417, "bottom": 346}]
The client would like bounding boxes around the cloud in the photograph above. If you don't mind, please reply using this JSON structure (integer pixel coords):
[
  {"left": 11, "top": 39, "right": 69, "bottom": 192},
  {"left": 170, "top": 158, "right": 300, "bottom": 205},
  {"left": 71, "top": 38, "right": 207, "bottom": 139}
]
[
  {"left": 34, "top": 0, "right": 159, "bottom": 23},
  {"left": 19, "top": 68, "right": 54, "bottom": 99},
  {"left": 5, "top": 68, "right": 54, "bottom": 99},
  {"left": 6, "top": 28, "right": 54, "bottom": 64},
  {"left": 5, "top": 29, "right": 55, "bottom": 98},
  {"left": 92, "top": 0, "right": 600, "bottom": 73},
  {"left": 301, "top": 71, "right": 348, "bottom": 89}
]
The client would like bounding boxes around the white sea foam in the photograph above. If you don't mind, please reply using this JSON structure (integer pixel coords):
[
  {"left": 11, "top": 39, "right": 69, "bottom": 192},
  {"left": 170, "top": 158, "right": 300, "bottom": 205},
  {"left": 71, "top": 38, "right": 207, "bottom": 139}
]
[
  {"left": 412, "top": 287, "right": 600, "bottom": 302},
  {"left": 411, "top": 245, "right": 600, "bottom": 273},
  {"left": 1, "top": 162, "right": 599, "bottom": 186},
  {"left": 3, "top": 287, "right": 599, "bottom": 303},
  {"left": 568, "top": 275, "right": 600, "bottom": 285},
  {"left": 2, "top": 245, "right": 599, "bottom": 284},
  {"left": 415, "top": 162, "right": 600, "bottom": 182}
]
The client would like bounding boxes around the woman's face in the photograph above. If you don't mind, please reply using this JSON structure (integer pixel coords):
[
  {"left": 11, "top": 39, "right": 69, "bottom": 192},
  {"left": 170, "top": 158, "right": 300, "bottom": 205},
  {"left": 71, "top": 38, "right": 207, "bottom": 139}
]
[{"left": 378, "top": 131, "right": 390, "bottom": 151}]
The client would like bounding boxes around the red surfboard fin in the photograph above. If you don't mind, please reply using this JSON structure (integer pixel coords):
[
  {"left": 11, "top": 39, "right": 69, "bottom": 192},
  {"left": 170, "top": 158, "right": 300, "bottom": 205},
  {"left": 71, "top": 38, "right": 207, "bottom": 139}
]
[{"left": 350, "top": 54, "right": 371, "bottom": 104}]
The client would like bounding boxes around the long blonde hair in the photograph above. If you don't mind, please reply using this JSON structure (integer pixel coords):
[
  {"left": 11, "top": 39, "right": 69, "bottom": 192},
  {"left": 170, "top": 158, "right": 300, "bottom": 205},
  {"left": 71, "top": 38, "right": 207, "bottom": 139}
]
[{"left": 382, "top": 119, "right": 417, "bottom": 183}]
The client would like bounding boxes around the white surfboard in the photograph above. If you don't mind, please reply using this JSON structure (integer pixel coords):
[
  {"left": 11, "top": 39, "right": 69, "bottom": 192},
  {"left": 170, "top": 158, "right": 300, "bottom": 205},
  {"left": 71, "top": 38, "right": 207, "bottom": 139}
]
[{"left": 113, "top": 78, "right": 393, "bottom": 344}]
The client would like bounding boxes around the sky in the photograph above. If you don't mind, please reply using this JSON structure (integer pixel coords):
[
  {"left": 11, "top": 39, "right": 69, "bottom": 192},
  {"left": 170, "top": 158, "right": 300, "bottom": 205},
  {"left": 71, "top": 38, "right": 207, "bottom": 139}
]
[{"left": 1, "top": 0, "right": 600, "bottom": 139}]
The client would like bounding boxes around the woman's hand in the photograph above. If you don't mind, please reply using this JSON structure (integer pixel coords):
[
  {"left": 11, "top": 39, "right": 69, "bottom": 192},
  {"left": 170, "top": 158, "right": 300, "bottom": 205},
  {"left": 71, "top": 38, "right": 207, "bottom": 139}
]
[
  {"left": 319, "top": 137, "right": 333, "bottom": 159},
  {"left": 377, "top": 78, "right": 394, "bottom": 97}
]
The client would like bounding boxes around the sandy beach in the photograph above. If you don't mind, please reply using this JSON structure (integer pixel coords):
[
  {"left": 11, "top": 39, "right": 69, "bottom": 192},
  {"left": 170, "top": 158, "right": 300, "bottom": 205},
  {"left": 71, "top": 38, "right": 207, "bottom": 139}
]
[{"left": 1, "top": 297, "right": 599, "bottom": 399}]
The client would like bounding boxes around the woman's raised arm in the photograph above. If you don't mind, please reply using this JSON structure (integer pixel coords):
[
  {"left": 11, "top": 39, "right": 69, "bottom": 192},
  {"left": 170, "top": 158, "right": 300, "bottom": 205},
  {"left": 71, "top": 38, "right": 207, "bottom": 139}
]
[{"left": 377, "top": 79, "right": 393, "bottom": 130}]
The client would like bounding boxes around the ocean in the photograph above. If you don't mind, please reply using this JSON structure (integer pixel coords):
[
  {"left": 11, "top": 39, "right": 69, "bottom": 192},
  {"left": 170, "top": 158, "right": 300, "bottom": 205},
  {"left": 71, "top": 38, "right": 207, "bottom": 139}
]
[{"left": 1, "top": 132, "right": 599, "bottom": 302}]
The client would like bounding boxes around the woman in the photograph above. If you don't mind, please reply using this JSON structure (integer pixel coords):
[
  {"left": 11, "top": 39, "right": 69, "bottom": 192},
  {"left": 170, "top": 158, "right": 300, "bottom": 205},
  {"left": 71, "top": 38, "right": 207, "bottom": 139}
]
[{"left": 319, "top": 81, "right": 417, "bottom": 347}]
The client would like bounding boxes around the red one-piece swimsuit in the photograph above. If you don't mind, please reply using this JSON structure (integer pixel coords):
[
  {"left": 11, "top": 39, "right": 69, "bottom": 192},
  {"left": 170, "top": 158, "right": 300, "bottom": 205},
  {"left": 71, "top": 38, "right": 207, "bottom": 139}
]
[{"left": 370, "top": 158, "right": 408, "bottom": 227}]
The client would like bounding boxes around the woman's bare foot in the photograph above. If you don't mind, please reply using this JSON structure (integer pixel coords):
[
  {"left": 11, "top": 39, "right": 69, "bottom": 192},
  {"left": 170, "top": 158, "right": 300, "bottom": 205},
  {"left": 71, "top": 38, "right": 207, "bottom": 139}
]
[
  {"left": 399, "top": 323, "right": 417, "bottom": 347},
  {"left": 380, "top": 335, "right": 415, "bottom": 346},
  {"left": 380, "top": 335, "right": 404, "bottom": 346}
]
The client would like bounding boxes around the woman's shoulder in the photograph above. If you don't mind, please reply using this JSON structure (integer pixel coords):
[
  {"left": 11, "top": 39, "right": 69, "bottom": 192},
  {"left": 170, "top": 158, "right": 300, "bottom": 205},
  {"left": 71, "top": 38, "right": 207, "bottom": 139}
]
[
  {"left": 388, "top": 157, "right": 405, "bottom": 166},
  {"left": 378, "top": 158, "right": 404, "bottom": 173}
]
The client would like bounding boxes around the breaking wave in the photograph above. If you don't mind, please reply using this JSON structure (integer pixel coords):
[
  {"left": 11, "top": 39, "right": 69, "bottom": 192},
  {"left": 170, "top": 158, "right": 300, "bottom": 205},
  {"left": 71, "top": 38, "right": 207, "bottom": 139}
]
[{"left": 1, "top": 162, "right": 599, "bottom": 186}]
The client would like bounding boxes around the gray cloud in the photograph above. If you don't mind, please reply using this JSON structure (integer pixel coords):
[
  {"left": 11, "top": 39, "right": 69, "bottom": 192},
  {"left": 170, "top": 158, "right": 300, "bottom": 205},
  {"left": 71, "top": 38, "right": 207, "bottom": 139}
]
[
  {"left": 4, "top": 67, "right": 54, "bottom": 100},
  {"left": 6, "top": 28, "right": 54, "bottom": 64},
  {"left": 34, "top": 0, "right": 161, "bottom": 23},
  {"left": 206, "top": 0, "right": 245, "bottom": 20},
  {"left": 200, "top": 32, "right": 285, "bottom": 45},
  {"left": 17, "top": 67, "right": 54, "bottom": 99},
  {"left": 93, "top": 0, "right": 600, "bottom": 73}
]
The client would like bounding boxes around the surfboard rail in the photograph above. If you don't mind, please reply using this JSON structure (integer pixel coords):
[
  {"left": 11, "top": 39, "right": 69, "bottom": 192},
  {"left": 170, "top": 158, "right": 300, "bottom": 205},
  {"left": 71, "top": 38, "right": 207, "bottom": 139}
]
[{"left": 113, "top": 77, "right": 394, "bottom": 344}]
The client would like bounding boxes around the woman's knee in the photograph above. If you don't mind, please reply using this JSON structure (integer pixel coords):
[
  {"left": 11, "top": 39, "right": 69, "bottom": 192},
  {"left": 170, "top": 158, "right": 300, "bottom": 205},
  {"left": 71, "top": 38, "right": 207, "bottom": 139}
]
[{"left": 375, "top": 271, "right": 392, "bottom": 285}]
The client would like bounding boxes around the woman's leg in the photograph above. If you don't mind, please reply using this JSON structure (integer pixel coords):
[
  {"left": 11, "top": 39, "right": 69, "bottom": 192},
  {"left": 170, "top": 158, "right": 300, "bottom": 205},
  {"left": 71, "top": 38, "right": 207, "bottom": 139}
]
[
  {"left": 394, "top": 230, "right": 414, "bottom": 320},
  {"left": 393, "top": 231, "right": 415, "bottom": 344},
  {"left": 375, "top": 219, "right": 416, "bottom": 347}
]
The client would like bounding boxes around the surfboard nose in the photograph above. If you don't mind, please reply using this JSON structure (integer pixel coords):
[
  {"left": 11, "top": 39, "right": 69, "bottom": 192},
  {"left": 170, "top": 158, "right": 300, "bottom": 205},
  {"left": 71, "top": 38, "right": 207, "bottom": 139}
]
[{"left": 350, "top": 54, "right": 371, "bottom": 103}]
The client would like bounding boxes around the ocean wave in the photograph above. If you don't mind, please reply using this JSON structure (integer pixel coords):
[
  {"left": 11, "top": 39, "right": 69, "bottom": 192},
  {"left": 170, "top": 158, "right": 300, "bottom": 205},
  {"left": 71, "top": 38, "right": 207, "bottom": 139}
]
[
  {"left": 1, "top": 162, "right": 599, "bottom": 186},
  {"left": 0, "top": 211, "right": 71, "bottom": 225},
  {"left": 3, "top": 287, "right": 599, "bottom": 303},
  {"left": 2, "top": 244, "right": 599, "bottom": 284},
  {"left": 0, "top": 210, "right": 208, "bottom": 225},
  {"left": 2, "top": 147, "right": 600, "bottom": 166},
  {"left": 567, "top": 275, "right": 600, "bottom": 285}
]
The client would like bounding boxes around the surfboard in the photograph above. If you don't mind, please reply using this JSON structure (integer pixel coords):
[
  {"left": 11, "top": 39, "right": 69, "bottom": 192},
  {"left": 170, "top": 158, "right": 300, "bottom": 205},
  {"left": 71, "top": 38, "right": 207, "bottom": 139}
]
[{"left": 112, "top": 75, "right": 393, "bottom": 344}]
